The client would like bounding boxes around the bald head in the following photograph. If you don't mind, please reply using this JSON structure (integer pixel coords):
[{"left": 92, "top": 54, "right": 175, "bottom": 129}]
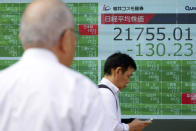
[{"left": 20, "top": 0, "right": 74, "bottom": 48}]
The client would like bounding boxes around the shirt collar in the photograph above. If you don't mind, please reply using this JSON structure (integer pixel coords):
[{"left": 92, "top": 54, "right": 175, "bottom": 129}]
[
  {"left": 21, "top": 48, "right": 59, "bottom": 63},
  {"left": 99, "top": 77, "right": 120, "bottom": 95}
]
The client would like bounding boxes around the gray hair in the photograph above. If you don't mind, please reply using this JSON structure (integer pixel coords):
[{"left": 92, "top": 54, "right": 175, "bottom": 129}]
[{"left": 20, "top": 1, "right": 74, "bottom": 47}]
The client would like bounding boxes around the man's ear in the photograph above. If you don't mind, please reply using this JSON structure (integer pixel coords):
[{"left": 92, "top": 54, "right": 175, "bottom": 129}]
[
  {"left": 114, "top": 67, "right": 122, "bottom": 75},
  {"left": 52, "top": 31, "right": 67, "bottom": 56},
  {"left": 59, "top": 30, "right": 72, "bottom": 53}
]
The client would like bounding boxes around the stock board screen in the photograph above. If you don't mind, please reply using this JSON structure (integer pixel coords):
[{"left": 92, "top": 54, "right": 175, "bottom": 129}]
[{"left": 0, "top": 0, "right": 196, "bottom": 119}]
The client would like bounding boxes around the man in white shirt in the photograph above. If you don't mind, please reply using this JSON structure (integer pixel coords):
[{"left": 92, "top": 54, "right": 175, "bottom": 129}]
[
  {"left": 99, "top": 53, "right": 152, "bottom": 131},
  {"left": 0, "top": 0, "right": 111, "bottom": 131}
]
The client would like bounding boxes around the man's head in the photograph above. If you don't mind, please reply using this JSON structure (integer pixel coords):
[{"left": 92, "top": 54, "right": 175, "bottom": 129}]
[
  {"left": 20, "top": 0, "right": 76, "bottom": 66},
  {"left": 104, "top": 52, "right": 137, "bottom": 90}
]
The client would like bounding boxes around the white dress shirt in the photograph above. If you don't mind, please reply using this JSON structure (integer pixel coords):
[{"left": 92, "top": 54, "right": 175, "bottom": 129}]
[
  {"left": 0, "top": 48, "right": 112, "bottom": 131},
  {"left": 99, "top": 78, "right": 129, "bottom": 131}
]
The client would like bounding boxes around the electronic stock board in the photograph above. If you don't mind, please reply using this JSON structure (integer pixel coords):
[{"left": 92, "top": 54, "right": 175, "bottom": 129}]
[{"left": 0, "top": 0, "right": 196, "bottom": 119}]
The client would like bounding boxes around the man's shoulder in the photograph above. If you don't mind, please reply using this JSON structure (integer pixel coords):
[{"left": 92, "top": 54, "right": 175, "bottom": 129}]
[
  {"left": 0, "top": 61, "right": 19, "bottom": 76},
  {"left": 98, "top": 84, "right": 116, "bottom": 98},
  {"left": 98, "top": 84, "right": 114, "bottom": 95}
]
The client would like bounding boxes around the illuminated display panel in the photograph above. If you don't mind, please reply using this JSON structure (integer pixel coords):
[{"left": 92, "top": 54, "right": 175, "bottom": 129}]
[{"left": 0, "top": 0, "right": 196, "bottom": 119}]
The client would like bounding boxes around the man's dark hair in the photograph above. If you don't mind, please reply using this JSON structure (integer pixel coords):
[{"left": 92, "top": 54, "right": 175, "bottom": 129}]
[{"left": 104, "top": 52, "right": 137, "bottom": 75}]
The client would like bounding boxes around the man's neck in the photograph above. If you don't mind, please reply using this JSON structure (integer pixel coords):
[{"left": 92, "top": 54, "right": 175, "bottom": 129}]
[{"left": 104, "top": 75, "right": 119, "bottom": 89}]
